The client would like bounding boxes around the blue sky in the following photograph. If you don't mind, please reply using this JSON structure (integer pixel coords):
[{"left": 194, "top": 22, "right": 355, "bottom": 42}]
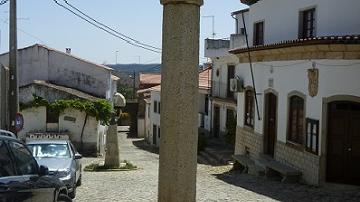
[{"left": 0, "top": 0, "right": 247, "bottom": 65}]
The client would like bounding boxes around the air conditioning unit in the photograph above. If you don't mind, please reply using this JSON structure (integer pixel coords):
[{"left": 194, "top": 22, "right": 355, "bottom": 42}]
[{"left": 230, "top": 78, "right": 244, "bottom": 92}]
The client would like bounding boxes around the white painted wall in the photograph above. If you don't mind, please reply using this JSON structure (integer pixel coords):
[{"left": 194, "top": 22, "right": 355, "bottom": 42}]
[
  {"left": 137, "top": 119, "right": 145, "bottom": 138},
  {"left": 246, "top": 0, "right": 360, "bottom": 46},
  {"left": 18, "top": 107, "right": 47, "bottom": 140},
  {"left": 236, "top": 59, "right": 360, "bottom": 154},
  {"left": 0, "top": 45, "right": 116, "bottom": 100},
  {"left": 150, "top": 90, "right": 161, "bottom": 146},
  {"left": 144, "top": 102, "right": 151, "bottom": 143}
]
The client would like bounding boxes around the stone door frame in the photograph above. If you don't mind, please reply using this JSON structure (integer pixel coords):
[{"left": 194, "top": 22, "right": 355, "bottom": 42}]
[{"left": 320, "top": 95, "right": 360, "bottom": 185}]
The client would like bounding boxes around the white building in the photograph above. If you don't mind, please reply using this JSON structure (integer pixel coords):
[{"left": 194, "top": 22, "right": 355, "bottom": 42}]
[
  {"left": 0, "top": 44, "right": 119, "bottom": 155},
  {"left": 231, "top": 0, "right": 360, "bottom": 186},
  {"left": 204, "top": 10, "right": 248, "bottom": 139},
  {"left": 145, "top": 68, "right": 212, "bottom": 147},
  {"left": 0, "top": 44, "right": 118, "bottom": 101}
]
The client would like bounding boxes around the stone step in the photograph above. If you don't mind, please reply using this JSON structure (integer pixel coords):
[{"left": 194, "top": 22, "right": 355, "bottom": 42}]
[
  {"left": 198, "top": 151, "right": 222, "bottom": 166},
  {"left": 203, "top": 147, "right": 233, "bottom": 165}
]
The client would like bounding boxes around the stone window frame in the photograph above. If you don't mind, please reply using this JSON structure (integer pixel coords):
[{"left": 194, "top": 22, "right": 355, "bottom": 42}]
[
  {"left": 298, "top": 6, "right": 317, "bottom": 39},
  {"left": 243, "top": 86, "right": 255, "bottom": 129},
  {"left": 253, "top": 20, "right": 265, "bottom": 46},
  {"left": 305, "top": 118, "right": 319, "bottom": 155},
  {"left": 286, "top": 91, "right": 306, "bottom": 149}
]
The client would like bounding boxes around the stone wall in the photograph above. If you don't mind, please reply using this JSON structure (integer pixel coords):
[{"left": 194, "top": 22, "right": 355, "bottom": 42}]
[
  {"left": 275, "top": 141, "right": 321, "bottom": 185},
  {"left": 235, "top": 126, "right": 263, "bottom": 159}
]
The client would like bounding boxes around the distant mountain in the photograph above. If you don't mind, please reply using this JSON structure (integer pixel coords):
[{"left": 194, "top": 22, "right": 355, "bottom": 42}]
[{"left": 106, "top": 64, "right": 161, "bottom": 73}]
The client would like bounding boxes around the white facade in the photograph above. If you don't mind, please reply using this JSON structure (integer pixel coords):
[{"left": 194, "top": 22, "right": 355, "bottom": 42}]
[
  {"left": 0, "top": 44, "right": 118, "bottom": 100},
  {"left": 149, "top": 90, "right": 161, "bottom": 147},
  {"left": 237, "top": 59, "right": 360, "bottom": 149},
  {"left": 232, "top": 0, "right": 360, "bottom": 185},
  {"left": 18, "top": 106, "right": 106, "bottom": 155},
  {"left": 244, "top": 0, "right": 360, "bottom": 47},
  {"left": 146, "top": 87, "right": 212, "bottom": 147}
]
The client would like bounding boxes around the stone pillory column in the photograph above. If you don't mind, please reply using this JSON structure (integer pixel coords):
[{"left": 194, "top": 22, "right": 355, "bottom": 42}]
[{"left": 159, "top": 0, "right": 203, "bottom": 202}]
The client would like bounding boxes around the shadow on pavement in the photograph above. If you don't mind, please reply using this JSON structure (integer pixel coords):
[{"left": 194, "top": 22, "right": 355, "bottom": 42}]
[
  {"left": 132, "top": 139, "right": 159, "bottom": 154},
  {"left": 213, "top": 169, "right": 360, "bottom": 202}
]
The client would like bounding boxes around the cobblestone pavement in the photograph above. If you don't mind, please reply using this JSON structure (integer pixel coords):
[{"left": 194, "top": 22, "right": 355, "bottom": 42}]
[{"left": 76, "top": 131, "right": 360, "bottom": 202}]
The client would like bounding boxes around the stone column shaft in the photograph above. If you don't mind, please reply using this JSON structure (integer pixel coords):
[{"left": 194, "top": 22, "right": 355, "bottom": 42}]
[{"left": 159, "top": 0, "right": 203, "bottom": 202}]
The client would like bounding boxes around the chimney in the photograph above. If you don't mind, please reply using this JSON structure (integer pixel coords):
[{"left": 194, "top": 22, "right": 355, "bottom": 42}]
[{"left": 66, "top": 48, "right": 71, "bottom": 54}]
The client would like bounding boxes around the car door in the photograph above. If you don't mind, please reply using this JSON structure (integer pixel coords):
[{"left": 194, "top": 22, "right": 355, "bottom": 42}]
[
  {"left": 8, "top": 140, "right": 55, "bottom": 202},
  {"left": 69, "top": 142, "right": 81, "bottom": 182},
  {"left": 0, "top": 139, "right": 32, "bottom": 202}
]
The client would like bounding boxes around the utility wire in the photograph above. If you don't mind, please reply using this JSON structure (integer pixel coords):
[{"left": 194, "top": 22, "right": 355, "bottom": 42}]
[
  {"left": 53, "top": 0, "right": 161, "bottom": 54},
  {"left": 62, "top": 0, "right": 161, "bottom": 51}
]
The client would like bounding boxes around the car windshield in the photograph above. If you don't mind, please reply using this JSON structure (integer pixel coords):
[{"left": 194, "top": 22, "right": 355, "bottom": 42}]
[{"left": 27, "top": 143, "right": 71, "bottom": 158}]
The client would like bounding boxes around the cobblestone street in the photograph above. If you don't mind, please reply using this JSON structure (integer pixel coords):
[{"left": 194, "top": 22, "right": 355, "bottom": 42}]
[{"left": 76, "top": 131, "right": 360, "bottom": 202}]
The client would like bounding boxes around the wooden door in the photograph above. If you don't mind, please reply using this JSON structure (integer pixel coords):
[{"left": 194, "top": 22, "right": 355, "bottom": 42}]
[
  {"left": 213, "top": 106, "right": 220, "bottom": 138},
  {"left": 327, "top": 101, "right": 360, "bottom": 185},
  {"left": 264, "top": 93, "right": 277, "bottom": 157}
]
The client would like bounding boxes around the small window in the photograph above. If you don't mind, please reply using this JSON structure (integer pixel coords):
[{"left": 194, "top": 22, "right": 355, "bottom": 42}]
[
  {"left": 158, "top": 127, "right": 161, "bottom": 138},
  {"left": 244, "top": 89, "right": 254, "bottom": 128},
  {"left": 9, "top": 141, "right": 38, "bottom": 175},
  {"left": 253, "top": 21, "right": 264, "bottom": 46},
  {"left": 205, "top": 96, "right": 209, "bottom": 115},
  {"left": 306, "top": 118, "right": 319, "bottom": 154},
  {"left": 299, "top": 8, "right": 316, "bottom": 39},
  {"left": 154, "top": 101, "right": 158, "bottom": 113},
  {"left": 287, "top": 95, "right": 305, "bottom": 145},
  {"left": 0, "top": 140, "right": 15, "bottom": 177}
]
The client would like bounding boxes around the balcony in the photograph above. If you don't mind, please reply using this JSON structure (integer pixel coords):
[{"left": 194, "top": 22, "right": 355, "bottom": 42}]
[
  {"left": 230, "top": 34, "right": 246, "bottom": 50},
  {"left": 204, "top": 39, "right": 230, "bottom": 58},
  {"left": 211, "top": 81, "right": 237, "bottom": 102}
]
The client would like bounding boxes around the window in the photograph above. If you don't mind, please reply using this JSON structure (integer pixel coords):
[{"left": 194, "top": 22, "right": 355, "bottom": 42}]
[
  {"left": 154, "top": 101, "right": 158, "bottom": 113},
  {"left": 205, "top": 96, "right": 209, "bottom": 115},
  {"left": 299, "top": 8, "right": 316, "bottom": 39},
  {"left": 0, "top": 140, "right": 15, "bottom": 177},
  {"left": 244, "top": 89, "right": 254, "bottom": 128},
  {"left": 306, "top": 118, "right": 319, "bottom": 154},
  {"left": 287, "top": 95, "right": 305, "bottom": 145},
  {"left": 227, "top": 65, "right": 235, "bottom": 98},
  {"left": 9, "top": 141, "right": 38, "bottom": 175},
  {"left": 158, "top": 102, "right": 161, "bottom": 114},
  {"left": 158, "top": 127, "right": 161, "bottom": 138},
  {"left": 253, "top": 21, "right": 264, "bottom": 46}
]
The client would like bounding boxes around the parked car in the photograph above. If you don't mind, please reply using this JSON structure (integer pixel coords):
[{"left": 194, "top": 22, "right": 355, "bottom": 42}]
[
  {"left": 26, "top": 135, "right": 82, "bottom": 199},
  {"left": 0, "top": 130, "right": 72, "bottom": 202}
]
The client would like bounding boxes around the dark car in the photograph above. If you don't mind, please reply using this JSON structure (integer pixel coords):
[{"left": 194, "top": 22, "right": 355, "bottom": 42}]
[
  {"left": 0, "top": 130, "right": 72, "bottom": 202},
  {"left": 26, "top": 136, "right": 82, "bottom": 199}
]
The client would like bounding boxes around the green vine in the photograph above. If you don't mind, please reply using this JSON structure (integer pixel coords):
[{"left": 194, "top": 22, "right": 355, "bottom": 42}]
[{"left": 20, "top": 95, "right": 113, "bottom": 125}]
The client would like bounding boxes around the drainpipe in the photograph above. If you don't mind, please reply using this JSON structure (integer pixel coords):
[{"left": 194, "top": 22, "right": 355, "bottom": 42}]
[{"left": 158, "top": 0, "right": 203, "bottom": 201}]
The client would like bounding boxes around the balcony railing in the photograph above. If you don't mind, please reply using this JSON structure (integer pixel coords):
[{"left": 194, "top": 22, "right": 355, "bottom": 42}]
[{"left": 211, "top": 81, "right": 237, "bottom": 101}]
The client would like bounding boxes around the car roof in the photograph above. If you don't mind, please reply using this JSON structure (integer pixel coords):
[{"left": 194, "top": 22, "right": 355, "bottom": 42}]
[{"left": 26, "top": 139, "right": 69, "bottom": 145}]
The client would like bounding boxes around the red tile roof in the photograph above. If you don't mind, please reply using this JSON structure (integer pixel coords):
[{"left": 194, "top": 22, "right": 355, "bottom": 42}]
[{"left": 139, "top": 73, "right": 161, "bottom": 85}]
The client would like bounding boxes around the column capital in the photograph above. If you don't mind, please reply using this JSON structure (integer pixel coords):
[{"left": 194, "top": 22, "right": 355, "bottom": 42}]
[{"left": 160, "top": 0, "right": 203, "bottom": 6}]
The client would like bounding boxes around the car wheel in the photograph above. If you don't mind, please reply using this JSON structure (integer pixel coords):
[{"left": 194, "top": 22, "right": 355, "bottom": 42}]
[
  {"left": 68, "top": 185, "right": 76, "bottom": 199},
  {"left": 57, "top": 194, "right": 72, "bottom": 202},
  {"left": 76, "top": 174, "right": 82, "bottom": 186}
]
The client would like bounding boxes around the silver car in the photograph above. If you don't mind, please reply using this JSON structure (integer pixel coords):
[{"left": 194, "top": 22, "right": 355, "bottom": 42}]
[{"left": 26, "top": 139, "right": 82, "bottom": 199}]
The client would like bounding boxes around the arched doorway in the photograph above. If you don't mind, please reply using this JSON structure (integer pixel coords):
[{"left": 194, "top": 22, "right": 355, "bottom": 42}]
[{"left": 326, "top": 101, "right": 360, "bottom": 185}]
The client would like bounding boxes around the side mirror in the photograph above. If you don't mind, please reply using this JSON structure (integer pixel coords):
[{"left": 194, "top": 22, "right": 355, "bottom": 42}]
[
  {"left": 39, "top": 165, "right": 49, "bottom": 176},
  {"left": 74, "top": 153, "right": 82, "bottom": 159}
]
